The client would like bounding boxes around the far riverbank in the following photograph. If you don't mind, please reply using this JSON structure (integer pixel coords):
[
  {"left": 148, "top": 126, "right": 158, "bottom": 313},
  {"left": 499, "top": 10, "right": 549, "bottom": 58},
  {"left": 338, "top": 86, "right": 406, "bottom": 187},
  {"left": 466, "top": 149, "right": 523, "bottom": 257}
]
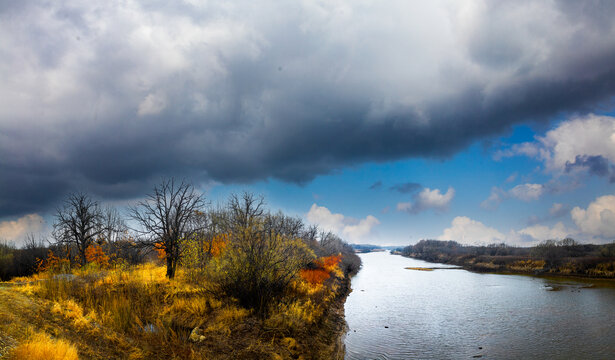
[{"left": 397, "top": 239, "right": 615, "bottom": 280}]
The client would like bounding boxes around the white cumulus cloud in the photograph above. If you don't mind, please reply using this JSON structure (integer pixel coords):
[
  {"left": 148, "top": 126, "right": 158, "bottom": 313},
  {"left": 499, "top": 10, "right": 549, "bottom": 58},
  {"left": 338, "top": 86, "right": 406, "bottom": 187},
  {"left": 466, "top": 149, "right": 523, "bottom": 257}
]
[
  {"left": 438, "top": 216, "right": 505, "bottom": 245},
  {"left": 540, "top": 115, "right": 615, "bottom": 173},
  {"left": 398, "top": 187, "right": 455, "bottom": 214},
  {"left": 0, "top": 213, "right": 46, "bottom": 245},
  {"left": 481, "top": 183, "right": 544, "bottom": 209},
  {"left": 306, "top": 204, "right": 379, "bottom": 243},
  {"left": 497, "top": 114, "right": 615, "bottom": 179},
  {"left": 509, "top": 183, "right": 544, "bottom": 201},
  {"left": 439, "top": 216, "right": 576, "bottom": 246},
  {"left": 342, "top": 215, "right": 380, "bottom": 241},
  {"left": 517, "top": 222, "right": 573, "bottom": 243},
  {"left": 571, "top": 194, "right": 615, "bottom": 239}
]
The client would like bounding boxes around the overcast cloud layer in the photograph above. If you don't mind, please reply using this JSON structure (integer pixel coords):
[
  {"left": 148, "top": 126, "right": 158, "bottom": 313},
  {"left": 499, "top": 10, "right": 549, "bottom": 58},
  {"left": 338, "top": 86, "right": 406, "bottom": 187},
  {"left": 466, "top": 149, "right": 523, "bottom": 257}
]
[{"left": 3, "top": 1, "right": 615, "bottom": 217}]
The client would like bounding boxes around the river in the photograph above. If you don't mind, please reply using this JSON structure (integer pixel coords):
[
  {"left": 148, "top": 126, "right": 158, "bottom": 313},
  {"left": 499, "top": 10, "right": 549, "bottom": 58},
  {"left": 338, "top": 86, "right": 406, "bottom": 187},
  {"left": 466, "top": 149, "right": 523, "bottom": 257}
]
[{"left": 344, "top": 251, "right": 615, "bottom": 359}]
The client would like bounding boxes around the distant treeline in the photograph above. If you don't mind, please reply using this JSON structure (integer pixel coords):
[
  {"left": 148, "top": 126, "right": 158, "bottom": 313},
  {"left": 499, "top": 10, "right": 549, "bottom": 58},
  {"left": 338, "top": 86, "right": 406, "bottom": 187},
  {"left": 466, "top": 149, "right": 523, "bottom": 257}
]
[
  {"left": 0, "top": 235, "right": 48, "bottom": 280},
  {"left": 399, "top": 239, "right": 615, "bottom": 278},
  {"left": 350, "top": 244, "right": 386, "bottom": 253},
  {"left": 351, "top": 244, "right": 402, "bottom": 253}
]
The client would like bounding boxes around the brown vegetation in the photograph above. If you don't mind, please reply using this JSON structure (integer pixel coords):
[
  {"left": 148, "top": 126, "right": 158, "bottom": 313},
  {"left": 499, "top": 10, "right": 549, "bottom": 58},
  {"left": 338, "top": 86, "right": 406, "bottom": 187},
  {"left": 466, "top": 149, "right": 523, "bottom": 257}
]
[{"left": 0, "top": 182, "right": 361, "bottom": 359}]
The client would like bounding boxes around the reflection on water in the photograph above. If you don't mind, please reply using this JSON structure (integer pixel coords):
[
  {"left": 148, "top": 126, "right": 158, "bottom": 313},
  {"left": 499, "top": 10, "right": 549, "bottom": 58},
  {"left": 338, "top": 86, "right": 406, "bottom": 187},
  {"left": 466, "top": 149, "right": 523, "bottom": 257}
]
[{"left": 344, "top": 252, "right": 615, "bottom": 359}]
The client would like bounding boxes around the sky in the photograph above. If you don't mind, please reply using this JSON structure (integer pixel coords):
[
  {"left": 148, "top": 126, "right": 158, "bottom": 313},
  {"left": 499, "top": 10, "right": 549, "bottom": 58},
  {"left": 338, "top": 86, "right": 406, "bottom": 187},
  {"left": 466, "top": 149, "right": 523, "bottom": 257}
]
[{"left": 1, "top": 0, "right": 615, "bottom": 247}]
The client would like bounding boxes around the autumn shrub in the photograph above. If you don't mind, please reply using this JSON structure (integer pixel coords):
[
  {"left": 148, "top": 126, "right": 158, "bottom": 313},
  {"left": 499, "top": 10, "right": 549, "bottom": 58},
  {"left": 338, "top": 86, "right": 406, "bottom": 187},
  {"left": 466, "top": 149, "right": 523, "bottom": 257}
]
[
  {"left": 180, "top": 234, "right": 228, "bottom": 284},
  {"left": 10, "top": 332, "right": 78, "bottom": 360},
  {"left": 265, "top": 254, "right": 344, "bottom": 335},
  {"left": 300, "top": 255, "right": 342, "bottom": 285},
  {"left": 154, "top": 242, "right": 166, "bottom": 262},
  {"left": 36, "top": 250, "right": 71, "bottom": 274},
  {"left": 207, "top": 231, "right": 314, "bottom": 315},
  {"left": 84, "top": 245, "right": 110, "bottom": 268},
  {"left": 300, "top": 268, "right": 331, "bottom": 285}
]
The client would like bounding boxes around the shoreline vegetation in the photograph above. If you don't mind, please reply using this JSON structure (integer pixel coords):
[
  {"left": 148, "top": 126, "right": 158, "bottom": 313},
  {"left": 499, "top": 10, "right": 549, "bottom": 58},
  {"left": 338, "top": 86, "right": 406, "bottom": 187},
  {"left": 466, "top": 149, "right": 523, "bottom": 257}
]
[
  {"left": 0, "top": 182, "right": 360, "bottom": 359},
  {"left": 394, "top": 239, "right": 615, "bottom": 280},
  {"left": 0, "top": 263, "right": 355, "bottom": 360}
]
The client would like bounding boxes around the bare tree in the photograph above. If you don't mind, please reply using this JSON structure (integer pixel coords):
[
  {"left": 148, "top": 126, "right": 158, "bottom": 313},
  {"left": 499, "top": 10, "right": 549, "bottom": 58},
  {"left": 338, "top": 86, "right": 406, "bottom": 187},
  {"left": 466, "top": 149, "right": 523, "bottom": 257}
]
[
  {"left": 209, "top": 193, "right": 314, "bottom": 315},
  {"left": 24, "top": 232, "right": 46, "bottom": 249},
  {"left": 301, "top": 224, "right": 320, "bottom": 249},
  {"left": 129, "top": 179, "right": 205, "bottom": 279},
  {"left": 265, "top": 212, "right": 304, "bottom": 239},
  {"left": 227, "top": 192, "right": 266, "bottom": 235},
  {"left": 53, "top": 192, "right": 104, "bottom": 266},
  {"left": 101, "top": 206, "right": 127, "bottom": 243}
]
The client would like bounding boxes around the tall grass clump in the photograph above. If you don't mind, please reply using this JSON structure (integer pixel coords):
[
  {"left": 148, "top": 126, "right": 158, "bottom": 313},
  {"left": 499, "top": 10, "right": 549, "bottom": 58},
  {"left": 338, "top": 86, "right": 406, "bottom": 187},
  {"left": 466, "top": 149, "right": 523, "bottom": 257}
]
[{"left": 10, "top": 332, "right": 78, "bottom": 360}]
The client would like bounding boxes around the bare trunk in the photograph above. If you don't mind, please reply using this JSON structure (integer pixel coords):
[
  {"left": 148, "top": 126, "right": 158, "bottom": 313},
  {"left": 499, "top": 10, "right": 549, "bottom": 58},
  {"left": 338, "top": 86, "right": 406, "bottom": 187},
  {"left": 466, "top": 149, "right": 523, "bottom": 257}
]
[
  {"left": 166, "top": 255, "right": 176, "bottom": 279},
  {"left": 79, "top": 245, "right": 87, "bottom": 266}
]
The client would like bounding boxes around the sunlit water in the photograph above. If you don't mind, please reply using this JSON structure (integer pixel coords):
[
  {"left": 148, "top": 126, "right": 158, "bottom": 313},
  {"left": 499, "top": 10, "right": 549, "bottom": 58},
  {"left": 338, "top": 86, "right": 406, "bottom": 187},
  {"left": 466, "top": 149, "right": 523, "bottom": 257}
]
[{"left": 344, "top": 251, "right": 615, "bottom": 359}]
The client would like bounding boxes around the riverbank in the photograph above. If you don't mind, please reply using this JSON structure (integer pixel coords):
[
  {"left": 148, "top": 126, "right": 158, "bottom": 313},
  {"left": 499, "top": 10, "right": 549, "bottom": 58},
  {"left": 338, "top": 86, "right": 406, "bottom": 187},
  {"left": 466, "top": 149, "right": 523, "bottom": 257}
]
[
  {"left": 0, "top": 262, "right": 355, "bottom": 360},
  {"left": 398, "top": 252, "right": 615, "bottom": 280},
  {"left": 396, "top": 239, "right": 615, "bottom": 280},
  {"left": 303, "top": 277, "right": 351, "bottom": 360}
]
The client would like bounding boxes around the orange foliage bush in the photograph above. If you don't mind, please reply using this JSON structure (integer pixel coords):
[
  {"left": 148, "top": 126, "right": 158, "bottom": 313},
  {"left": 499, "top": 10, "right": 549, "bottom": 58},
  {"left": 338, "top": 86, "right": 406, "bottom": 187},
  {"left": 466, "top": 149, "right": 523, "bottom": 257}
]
[
  {"left": 36, "top": 250, "right": 70, "bottom": 273},
  {"left": 299, "top": 254, "right": 342, "bottom": 285},
  {"left": 300, "top": 268, "right": 330, "bottom": 285},
  {"left": 320, "top": 254, "right": 342, "bottom": 272},
  {"left": 208, "top": 233, "right": 228, "bottom": 258},
  {"left": 85, "top": 245, "right": 110, "bottom": 268},
  {"left": 154, "top": 242, "right": 166, "bottom": 260}
]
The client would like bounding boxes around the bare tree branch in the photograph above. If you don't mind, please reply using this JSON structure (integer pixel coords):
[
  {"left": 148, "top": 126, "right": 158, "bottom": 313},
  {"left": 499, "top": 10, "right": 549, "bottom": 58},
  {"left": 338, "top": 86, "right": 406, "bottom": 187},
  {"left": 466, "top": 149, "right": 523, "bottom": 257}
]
[
  {"left": 129, "top": 178, "right": 205, "bottom": 279},
  {"left": 53, "top": 192, "right": 104, "bottom": 266}
]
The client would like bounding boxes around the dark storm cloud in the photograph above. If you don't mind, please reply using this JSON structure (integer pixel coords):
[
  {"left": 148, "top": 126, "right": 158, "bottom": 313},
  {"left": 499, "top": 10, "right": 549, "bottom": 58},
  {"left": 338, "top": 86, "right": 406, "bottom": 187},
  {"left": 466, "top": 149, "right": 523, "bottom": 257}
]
[
  {"left": 2, "top": 1, "right": 615, "bottom": 217},
  {"left": 566, "top": 155, "right": 609, "bottom": 177},
  {"left": 565, "top": 155, "right": 615, "bottom": 182},
  {"left": 389, "top": 183, "right": 421, "bottom": 194},
  {"left": 368, "top": 181, "right": 383, "bottom": 190}
]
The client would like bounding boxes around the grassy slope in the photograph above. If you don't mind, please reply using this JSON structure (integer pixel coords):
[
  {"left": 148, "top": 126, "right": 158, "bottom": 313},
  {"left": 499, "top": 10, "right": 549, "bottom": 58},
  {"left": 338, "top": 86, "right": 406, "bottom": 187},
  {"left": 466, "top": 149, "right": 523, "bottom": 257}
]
[
  {"left": 0, "top": 285, "right": 125, "bottom": 359},
  {"left": 0, "top": 263, "right": 350, "bottom": 360},
  {"left": 0, "top": 283, "right": 168, "bottom": 359}
]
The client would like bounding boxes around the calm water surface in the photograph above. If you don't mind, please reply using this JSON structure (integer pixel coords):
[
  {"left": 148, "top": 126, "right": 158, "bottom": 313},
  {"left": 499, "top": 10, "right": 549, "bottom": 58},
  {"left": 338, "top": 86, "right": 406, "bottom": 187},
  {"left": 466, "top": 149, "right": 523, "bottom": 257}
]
[{"left": 344, "top": 251, "right": 615, "bottom": 359}]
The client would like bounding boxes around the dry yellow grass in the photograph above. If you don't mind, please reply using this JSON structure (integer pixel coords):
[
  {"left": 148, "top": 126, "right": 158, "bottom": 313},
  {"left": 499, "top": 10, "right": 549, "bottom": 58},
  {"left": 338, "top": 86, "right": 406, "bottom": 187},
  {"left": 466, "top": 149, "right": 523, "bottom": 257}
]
[
  {"left": 508, "top": 259, "right": 546, "bottom": 272},
  {"left": 50, "top": 299, "right": 91, "bottom": 328},
  {"left": 2, "top": 260, "right": 349, "bottom": 359},
  {"left": 10, "top": 332, "right": 78, "bottom": 360}
]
